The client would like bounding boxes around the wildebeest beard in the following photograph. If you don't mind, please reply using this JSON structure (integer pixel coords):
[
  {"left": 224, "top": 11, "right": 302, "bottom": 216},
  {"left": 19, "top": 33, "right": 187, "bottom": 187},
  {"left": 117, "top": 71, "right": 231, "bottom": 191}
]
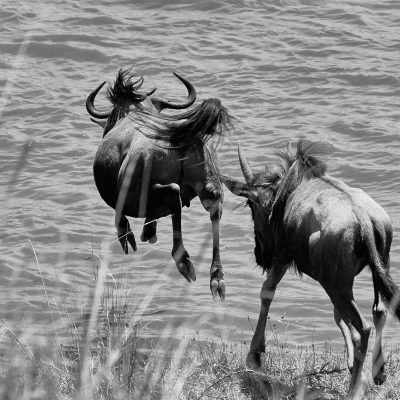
[{"left": 247, "top": 199, "right": 274, "bottom": 272}]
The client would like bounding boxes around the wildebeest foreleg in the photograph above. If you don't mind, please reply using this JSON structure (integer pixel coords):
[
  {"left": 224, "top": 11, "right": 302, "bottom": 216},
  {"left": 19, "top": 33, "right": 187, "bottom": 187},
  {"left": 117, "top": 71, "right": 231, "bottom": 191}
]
[
  {"left": 116, "top": 214, "right": 137, "bottom": 253},
  {"left": 140, "top": 218, "right": 158, "bottom": 243},
  {"left": 210, "top": 202, "right": 225, "bottom": 301},
  {"left": 246, "top": 264, "right": 288, "bottom": 369},
  {"left": 151, "top": 183, "right": 196, "bottom": 282}
]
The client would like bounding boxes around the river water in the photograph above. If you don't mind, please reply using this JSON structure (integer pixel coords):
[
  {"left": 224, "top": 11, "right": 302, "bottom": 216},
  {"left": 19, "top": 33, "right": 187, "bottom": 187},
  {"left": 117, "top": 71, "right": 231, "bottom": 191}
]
[{"left": 1, "top": 0, "right": 399, "bottom": 351}]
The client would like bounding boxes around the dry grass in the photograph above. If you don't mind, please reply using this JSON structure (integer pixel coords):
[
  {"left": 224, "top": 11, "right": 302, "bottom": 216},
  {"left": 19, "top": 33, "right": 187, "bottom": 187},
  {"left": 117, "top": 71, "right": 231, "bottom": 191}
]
[{"left": 1, "top": 263, "right": 400, "bottom": 400}]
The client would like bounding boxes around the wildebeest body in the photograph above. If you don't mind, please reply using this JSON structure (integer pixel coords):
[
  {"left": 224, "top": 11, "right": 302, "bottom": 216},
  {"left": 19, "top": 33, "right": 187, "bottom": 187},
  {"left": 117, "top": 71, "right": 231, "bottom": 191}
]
[
  {"left": 87, "top": 69, "right": 231, "bottom": 300},
  {"left": 278, "top": 176, "right": 392, "bottom": 282},
  {"left": 94, "top": 117, "right": 218, "bottom": 218},
  {"left": 223, "top": 140, "right": 399, "bottom": 398}
]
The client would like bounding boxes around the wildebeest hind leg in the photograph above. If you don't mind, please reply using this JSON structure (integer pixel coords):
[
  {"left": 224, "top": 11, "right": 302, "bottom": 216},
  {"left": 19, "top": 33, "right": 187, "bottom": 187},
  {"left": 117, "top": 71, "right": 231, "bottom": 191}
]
[
  {"left": 334, "top": 306, "right": 354, "bottom": 373},
  {"left": 371, "top": 295, "right": 387, "bottom": 385},
  {"left": 151, "top": 183, "right": 196, "bottom": 282},
  {"left": 116, "top": 214, "right": 137, "bottom": 253},
  {"left": 141, "top": 218, "right": 157, "bottom": 243},
  {"left": 209, "top": 202, "right": 225, "bottom": 301},
  {"left": 329, "top": 293, "right": 371, "bottom": 399},
  {"left": 370, "top": 259, "right": 389, "bottom": 386}
]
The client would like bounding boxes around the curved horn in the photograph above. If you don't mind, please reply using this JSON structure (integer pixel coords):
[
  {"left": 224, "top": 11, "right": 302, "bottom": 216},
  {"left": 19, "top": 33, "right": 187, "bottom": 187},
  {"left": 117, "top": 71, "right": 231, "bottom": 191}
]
[
  {"left": 238, "top": 144, "right": 254, "bottom": 185},
  {"left": 150, "top": 72, "right": 196, "bottom": 111},
  {"left": 86, "top": 81, "right": 111, "bottom": 119},
  {"left": 90, "top": 117, "right": 107, "bottom": 128}
]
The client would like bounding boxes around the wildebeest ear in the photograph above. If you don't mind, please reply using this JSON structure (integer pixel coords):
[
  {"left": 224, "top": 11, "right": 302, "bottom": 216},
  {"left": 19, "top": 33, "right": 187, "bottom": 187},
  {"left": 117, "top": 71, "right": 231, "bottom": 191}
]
[{"left": 221, "top": 175, "right": 250, "bottom": 198}]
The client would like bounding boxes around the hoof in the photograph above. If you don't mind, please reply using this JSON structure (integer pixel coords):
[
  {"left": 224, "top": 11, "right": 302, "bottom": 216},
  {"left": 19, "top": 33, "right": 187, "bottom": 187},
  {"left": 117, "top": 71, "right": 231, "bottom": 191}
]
[
  {"left": 246, "top": 352, "right": 262, "bottom": 370},
  {"left": 174, "top": 251, "right": 196, "bottom": 282},
  {"left": 140, "top": 231, "right": 157, "bottom": 244},
  {"left": 210, "top": 279, "right": 225, "bottom": 301},
  {"left": 373, "top": 372, "right": 387, "bottom": 386},
  {"left": 141, "top": 221, "right": 157, "bottom": 243},
  {"left": 347, "top": 378, "right": 367, "bottom": 400},
  {"left": 118, "top": 230, "right": 137, "bottom": 253},
  {"left": 148, "top": 236, "right": 157, "bottom": 244}
]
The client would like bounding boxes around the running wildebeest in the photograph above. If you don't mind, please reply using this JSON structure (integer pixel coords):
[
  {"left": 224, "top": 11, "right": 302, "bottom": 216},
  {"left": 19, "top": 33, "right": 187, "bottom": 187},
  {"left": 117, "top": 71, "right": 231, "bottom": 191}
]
[
  {"left": 222, "top": 140, "right": 400, "bottom": 397},
  {"left": 86, "top": 69, "right": 231, "bottom": 300}
]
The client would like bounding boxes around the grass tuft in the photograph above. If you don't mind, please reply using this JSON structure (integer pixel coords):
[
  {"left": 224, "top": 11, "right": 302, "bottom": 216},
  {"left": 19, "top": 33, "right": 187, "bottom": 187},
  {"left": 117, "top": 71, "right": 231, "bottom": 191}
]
[{"left": 1, "top": 261, "right": 400, "bottom": 399}]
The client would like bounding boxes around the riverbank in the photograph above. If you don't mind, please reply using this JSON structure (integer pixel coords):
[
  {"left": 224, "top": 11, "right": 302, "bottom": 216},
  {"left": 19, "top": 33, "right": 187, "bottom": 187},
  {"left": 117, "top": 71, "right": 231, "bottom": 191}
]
[{"left": 1, "top": 301, "right": 399, "bottom": 399}]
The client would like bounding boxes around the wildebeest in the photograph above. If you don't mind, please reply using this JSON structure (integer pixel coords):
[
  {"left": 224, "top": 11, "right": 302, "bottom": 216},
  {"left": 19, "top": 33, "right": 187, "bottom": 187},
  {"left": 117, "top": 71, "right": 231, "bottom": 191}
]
[
  {"left": 86, "top": 68, "right": 231, "bottom": 300},
  {"left": 222, "top": 140, "right": 400, "bottom": 397}
]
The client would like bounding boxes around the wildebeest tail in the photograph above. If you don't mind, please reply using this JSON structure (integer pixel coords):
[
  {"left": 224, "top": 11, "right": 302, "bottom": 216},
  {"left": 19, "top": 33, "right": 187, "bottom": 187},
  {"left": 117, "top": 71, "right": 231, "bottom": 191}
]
[
  {"left": 154, "top": 98, "right": 232, "bottom": 148},
  {"left": 371, "top": 261, "right": 400, "bottom": 320},
  {"left": 366, "top": 229, "right": 400, "bottom": 320}
]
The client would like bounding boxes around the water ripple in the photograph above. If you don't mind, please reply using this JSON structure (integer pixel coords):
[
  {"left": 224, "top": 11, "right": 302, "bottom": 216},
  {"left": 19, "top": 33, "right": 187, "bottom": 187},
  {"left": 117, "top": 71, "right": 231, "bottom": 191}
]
[{"left": 0, "top": 0, "right": 399, "bottom": 349}]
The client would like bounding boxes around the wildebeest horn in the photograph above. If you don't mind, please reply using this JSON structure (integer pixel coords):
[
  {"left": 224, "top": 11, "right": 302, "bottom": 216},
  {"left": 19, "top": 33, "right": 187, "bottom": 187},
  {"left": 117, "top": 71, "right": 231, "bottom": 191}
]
[
  {"left": 90, "top": 118, "right": 107, "bottom": 128},
  {"left": 86, "top": 81, "right": 111, "bottom": 119},
  {"left": 238, "top": 144, "right": 254, "bottom": 184},
  {"left": 150, "top": 73, "right": 196, "bottom": 111}
]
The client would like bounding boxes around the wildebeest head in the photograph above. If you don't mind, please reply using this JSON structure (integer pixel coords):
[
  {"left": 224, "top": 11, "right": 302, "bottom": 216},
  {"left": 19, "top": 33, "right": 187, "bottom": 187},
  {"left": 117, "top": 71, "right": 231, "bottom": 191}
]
[
  {"left": 223, "top": 141, "right": 329, "bottom": 271},
  {"left": 222, "top": 146, "right": 282, "bottom": 270},
  {"left": 86, "top": 68, "right": 197, "bottom": 136}
]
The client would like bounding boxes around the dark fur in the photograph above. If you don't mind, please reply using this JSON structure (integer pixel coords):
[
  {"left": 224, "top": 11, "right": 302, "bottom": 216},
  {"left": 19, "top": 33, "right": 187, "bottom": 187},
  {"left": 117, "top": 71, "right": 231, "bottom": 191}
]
[
  {"left": 151, "top": 98, "right": 231, "bottom": 148},
  {"left": 107, "top": 68, "right": 146, "bottom": 105},
  {"left": 89, "top": 67, "right": 230, "bottom": 301},
  {"left": 103, "top": 69, "right": 149, "bottom": 136},
  {"left": 104, "top": 68, "right": 232, "bottom": 147},
  {"left": 224, "top": 139, "right": 400, "bottom": 394},
  {"left": 244, "top": 140, "right": 329, "bottom": 272}
]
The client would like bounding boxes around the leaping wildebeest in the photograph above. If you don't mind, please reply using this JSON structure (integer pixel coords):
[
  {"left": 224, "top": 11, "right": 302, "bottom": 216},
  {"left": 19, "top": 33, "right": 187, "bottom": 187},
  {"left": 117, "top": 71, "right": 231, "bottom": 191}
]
[
  {"left": 222, "top": 139, "right": 400, "bottom": 397},
  {"left": 86, "top": 69, "right": 231, "bottom": 300}
]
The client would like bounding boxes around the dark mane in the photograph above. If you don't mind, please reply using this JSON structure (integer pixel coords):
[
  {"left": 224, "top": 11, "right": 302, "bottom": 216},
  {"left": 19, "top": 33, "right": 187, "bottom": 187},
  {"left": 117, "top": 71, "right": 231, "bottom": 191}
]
[
  {"left": 107, "top": 68, "right": 147, "bottom": 106},
  {"left": 269, "top": 139, "right": 330, "bottom": 221},
  {"left": 250, "top": 140, "right": 329, "bottom": 200},
  {"left": 278, "top": 139, "right": 328, "bottom": 182},
  {"left": 104, "top": 68, "right": 232, "bottom": 147},
  {"left": 103, "top": 68, "right": 152, "bottom": 135},
  {"left": 144, "top": 98, "right": 232, "bottom": 148}
]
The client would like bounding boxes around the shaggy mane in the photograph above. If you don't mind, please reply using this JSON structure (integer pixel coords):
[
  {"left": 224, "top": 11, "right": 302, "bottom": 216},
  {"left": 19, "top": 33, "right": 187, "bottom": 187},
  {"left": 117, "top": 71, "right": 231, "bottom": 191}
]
[
  {"left": 279, "top": 139, "right": 329, "bottom": 181},
  {"left": 107, "top": 68, "right": 148, "bottom": 106},
  {"left": 105, "top": 68, "right": 232, "bottom": 148},
  {"left": 148, "top": 97, "right": 232, "bottom": 148},
  {"left": 250, "top": 140, "right": 329, "bottom": 192},
  {"left": 269, "top": 139, "right": 331, "bottom": 223}
]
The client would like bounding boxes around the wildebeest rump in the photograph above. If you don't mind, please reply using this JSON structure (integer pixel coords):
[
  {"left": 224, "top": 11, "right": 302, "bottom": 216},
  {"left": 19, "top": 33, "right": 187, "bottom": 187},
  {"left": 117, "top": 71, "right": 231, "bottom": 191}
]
[
  {"left": 223, "top": 140, "right": 400, "bottom": 397},
  {"left": 86, "top": 69, "right": 231, "bottom": 300}
]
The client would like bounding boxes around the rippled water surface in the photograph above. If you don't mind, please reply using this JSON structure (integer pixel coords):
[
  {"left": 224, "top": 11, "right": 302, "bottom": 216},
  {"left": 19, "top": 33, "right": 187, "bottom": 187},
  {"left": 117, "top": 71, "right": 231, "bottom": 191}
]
[{"left": 1, "top": 0, "right": 399, "bottom": 350}]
